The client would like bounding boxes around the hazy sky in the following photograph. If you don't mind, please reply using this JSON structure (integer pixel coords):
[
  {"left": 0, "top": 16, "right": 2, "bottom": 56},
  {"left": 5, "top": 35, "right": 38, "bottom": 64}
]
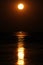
[{"left": 0, "top": 0, "right": 43, "bottom": 32}]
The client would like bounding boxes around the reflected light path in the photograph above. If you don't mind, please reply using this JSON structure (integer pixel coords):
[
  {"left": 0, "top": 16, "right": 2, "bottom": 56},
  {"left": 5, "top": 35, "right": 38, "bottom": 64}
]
[
  {"left": 18, "top": 47, "right": 24, "bottom": 59},
  {"left": 16, "top": 31, "right": 27, "bottom": 42},
  {"left": 17, "top": 42, "right": 24, "bottom": 65},
  {"left": 16, "top": 31, "right": 25, "bottom": 65}
]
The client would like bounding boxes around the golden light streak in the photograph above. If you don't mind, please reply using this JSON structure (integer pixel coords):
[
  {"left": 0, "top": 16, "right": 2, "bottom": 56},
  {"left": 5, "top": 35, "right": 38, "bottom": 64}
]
[
  {"left": 16, "top": 31, "right": 26, "bottom": 37},
  {"left": 17, "top": 42, "right": 24, "bottom": 65},
  {"left": 18, "top": 47, "right": 24, "bottom": 59},
  {"left": 16, "top": 31, "right": 27, "bottom": 42},
  {"left": 17, "top": 60, "right": 24, "bottom": 65}
]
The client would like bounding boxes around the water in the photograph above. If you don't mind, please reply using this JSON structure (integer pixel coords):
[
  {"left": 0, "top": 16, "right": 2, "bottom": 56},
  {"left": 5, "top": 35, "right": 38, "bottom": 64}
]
[{"left": 0, "top": 32, "right": 43, "bottom": 65}]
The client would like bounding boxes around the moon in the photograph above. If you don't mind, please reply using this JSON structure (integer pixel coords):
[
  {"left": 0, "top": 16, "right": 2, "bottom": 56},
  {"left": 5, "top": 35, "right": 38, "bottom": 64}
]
[{"left": 18, "top": 3, "right": 24, "bottom": 10}]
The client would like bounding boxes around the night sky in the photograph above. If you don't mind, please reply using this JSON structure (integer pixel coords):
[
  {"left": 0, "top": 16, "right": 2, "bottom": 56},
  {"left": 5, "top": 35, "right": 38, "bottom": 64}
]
[
  {"left": 0, "top": 0, "right": 43, "bottom": 32},
  {"left": 0, "top": 1, "right": 43, "bottom": 65}
]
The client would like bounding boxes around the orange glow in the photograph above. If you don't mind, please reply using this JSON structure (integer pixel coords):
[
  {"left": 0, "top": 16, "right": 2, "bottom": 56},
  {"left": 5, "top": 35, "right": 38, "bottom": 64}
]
[{"left": 18, "top": 3, "right": 24, "bottom": 10}]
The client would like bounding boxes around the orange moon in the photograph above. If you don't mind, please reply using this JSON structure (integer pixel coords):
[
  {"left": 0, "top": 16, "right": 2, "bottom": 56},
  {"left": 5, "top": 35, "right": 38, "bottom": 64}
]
[{"left": 18, "top": 3, "right": 24, "bottom": 10}]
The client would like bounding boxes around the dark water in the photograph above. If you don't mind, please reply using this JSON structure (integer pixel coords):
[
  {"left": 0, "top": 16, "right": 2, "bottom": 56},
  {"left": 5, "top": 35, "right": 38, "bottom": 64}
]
[{"left": 0, "top": 33, "right": 43, "bottom": 65}]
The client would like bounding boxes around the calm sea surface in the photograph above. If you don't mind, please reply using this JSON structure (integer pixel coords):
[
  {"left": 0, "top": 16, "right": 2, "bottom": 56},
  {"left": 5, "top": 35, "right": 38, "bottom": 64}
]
[{"left": 0, "top": 33, "right": 43, "bottom": 65}]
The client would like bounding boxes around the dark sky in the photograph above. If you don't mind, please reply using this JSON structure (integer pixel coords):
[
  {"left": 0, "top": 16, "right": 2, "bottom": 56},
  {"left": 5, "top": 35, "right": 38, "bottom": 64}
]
[{"left": 0, "top": 0, "right": 43, "bottom": 32}]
